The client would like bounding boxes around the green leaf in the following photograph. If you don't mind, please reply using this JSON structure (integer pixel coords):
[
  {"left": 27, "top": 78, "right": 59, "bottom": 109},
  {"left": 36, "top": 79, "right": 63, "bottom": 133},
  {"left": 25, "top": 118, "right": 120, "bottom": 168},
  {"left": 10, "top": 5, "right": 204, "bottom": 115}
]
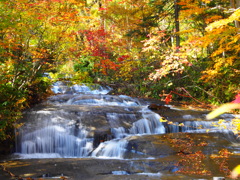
[{"left": 2, "top": 101, "right": 8, "bottom": 106}]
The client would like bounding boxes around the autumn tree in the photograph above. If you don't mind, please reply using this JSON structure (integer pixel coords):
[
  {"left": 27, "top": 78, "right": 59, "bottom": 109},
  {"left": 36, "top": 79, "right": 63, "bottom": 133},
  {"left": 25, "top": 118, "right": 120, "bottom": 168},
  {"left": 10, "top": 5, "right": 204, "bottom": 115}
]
[
  {"left": 179, "top": 0, "right": 240, "bottom": 103},
  {"left": 1, "top": 0, "right": 239, "bottom": 142},
  {"left": 147, "top": 0, "right": 239, "bottom": 103},
  {"left": 0, "top": 0, "right": 88, "bottom": 140}
]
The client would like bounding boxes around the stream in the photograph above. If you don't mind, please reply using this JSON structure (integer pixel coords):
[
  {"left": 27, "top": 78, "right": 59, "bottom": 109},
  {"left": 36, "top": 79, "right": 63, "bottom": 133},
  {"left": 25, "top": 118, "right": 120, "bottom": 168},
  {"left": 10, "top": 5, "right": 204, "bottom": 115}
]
[{"left": 1, "top": 82, "right": 240, "bottom": 180}]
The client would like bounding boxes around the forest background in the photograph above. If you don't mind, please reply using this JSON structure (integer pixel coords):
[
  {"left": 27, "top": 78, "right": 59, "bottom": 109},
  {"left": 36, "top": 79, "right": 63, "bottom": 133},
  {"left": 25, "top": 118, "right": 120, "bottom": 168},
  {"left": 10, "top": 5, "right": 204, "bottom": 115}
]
[{"left": 0, "top": 0, "right": 239, "bottom": 146}]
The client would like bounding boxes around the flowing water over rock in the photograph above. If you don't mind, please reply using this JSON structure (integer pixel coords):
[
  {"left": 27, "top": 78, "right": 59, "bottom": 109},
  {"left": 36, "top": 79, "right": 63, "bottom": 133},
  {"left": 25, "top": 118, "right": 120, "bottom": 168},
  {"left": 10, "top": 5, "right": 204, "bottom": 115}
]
[
  {"left": 15, "top": 82, "right": 168, "bottom": 159},
  {"left": 1, "top": 82, "right": 240, "bottom": 180}
]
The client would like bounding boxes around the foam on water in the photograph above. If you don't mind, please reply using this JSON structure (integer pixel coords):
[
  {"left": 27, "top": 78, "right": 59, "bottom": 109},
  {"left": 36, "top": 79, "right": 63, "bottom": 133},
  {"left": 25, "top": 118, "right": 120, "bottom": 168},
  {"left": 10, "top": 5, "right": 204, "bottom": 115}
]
[
  {"left": 91, "top": 139, "right": 128, "bottom": 159},
  {"left": 15, "top": 153, "right": 62, "bottom": 159},
  {"left": 112, "top": 171, "right": 130, "bottom": 175},
  {"left": 51, "top": 82, "right": 112, "bottom": 95},
  {"left": 111, "top": 171, "right": 162, "bottom": 177},
  {"left": 136, "top": 172, "right": 162, "bottom": 177}
]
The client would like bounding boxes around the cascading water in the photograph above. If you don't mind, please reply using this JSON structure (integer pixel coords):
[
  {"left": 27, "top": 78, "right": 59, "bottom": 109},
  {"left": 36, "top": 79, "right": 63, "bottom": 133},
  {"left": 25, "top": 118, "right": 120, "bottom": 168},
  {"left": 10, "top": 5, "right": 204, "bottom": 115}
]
[
  {"left": 91, "top": 139, "right": 128, "bottom": 159},
  {"left": 19, "top": 125, "right": 92, "bottom": 158},
  {"left": 15, "top": 82, "right": 238, "bottom": 160}
]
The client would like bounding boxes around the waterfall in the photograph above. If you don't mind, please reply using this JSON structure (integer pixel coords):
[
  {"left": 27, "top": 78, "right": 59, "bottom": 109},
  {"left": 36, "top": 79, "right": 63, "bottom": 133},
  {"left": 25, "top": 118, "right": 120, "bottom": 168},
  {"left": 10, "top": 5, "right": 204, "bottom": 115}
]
[{"left": 15, "top": 82, "right": 238, "bottom": 159}]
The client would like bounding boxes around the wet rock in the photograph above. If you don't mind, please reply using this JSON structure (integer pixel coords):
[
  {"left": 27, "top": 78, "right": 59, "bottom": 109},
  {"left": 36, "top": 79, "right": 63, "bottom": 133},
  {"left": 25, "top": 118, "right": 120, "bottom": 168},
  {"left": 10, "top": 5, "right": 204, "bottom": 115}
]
[
  {"left": 124, "top": 135, "right": 176, "bottom": 159},
  {"left": 93, "top": 130, "right": 114, "bottom": 148},
  {"left": 148, "top": 104, "right": 170, "bottom": 111}
]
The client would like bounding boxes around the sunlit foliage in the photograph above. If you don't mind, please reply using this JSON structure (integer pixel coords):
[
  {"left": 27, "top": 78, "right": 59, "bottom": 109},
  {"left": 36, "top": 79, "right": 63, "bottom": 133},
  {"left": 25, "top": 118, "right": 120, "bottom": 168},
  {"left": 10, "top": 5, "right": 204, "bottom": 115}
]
[{"left": 0, "top": 0, "right": 239, "bottom": 143}]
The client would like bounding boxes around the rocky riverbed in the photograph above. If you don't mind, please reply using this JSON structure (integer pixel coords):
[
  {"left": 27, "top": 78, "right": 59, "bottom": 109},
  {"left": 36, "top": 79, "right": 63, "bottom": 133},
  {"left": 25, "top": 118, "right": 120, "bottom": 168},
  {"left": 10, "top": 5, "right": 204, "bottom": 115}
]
[
  {"left": 1, "top": 132, "right": 240, "bottom": 180},
  {"left": 1, "top": 83, "right": 239, "bottom": 180}
]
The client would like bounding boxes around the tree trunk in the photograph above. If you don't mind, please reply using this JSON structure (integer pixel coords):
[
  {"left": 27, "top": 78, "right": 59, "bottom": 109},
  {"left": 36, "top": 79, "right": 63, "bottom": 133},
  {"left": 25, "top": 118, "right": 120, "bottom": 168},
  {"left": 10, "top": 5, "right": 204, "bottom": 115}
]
[
  {"left": 230, "top": 0, "right": 240, "bottom": 28},
  {"left": 174, "top": 0, "right": 180, "bottom": 52}
]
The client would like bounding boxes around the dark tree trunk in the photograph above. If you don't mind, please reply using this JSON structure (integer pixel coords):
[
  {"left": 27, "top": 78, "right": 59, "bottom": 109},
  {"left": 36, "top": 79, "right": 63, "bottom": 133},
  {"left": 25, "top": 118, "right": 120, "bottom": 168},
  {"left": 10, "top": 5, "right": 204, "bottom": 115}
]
[{"left": 174, "top": 0, "right": 180, "bottom": 52}]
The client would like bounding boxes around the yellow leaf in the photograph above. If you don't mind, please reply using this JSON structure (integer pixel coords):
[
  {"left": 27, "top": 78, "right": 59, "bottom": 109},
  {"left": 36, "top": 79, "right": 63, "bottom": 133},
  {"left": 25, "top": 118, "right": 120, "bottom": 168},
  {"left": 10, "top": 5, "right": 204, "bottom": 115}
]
[
  {"left": 202, "top": 0, "right": 211, "bottom": 3},
  {"left": 206, "top": 103, "right": 240, "bottom": 120},
  {"left": 231, "top": 165, "right": 240, "bottom": 179},
  {"left": 206, "top": 9, "right": 240, "bottom": 31},
  {"left": 218, "top": 119, "right": 225, "bottom": 124},
  {"left": 178, "top": 123, "right": 184, "bottom": 127},
  {"left": 160, "top": 118, "right": 168, "bottom": 122}
]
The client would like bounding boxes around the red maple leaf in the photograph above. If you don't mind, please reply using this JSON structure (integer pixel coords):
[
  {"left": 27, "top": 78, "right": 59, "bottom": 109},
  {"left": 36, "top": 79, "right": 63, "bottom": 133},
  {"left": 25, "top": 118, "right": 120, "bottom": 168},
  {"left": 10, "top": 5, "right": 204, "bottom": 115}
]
[
  {"left": 232, "top": 93, "right": 240, "bottom": 103},
  {"left": 165, "top": 94, "right": 172, "bottom": 104}
]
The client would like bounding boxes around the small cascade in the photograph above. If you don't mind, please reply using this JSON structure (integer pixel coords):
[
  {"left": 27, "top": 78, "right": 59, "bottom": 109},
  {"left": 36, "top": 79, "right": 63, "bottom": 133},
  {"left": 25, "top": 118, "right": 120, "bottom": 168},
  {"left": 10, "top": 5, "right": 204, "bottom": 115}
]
[
  {"left": 106, "top": 112, "right": 165, "bottom": 136},
  {"left": 51, "top": 81, "right": 111, "bottom": 95},
  {"left": 129, "top": 118, "right": 165, "bottom": 135},
  {"left": 111, "top": 127, "right": 127, "bottom": 139},
  {"left": 91, "top": 139, "right": 128, "bottom": 159},
  {"left": 15, "top": 82, "right": 238, "bottom": 160},
  {"left": 65, "top": 94, "right": 140, "bottom": 106},
  {"left": 17, "top": 125, "right": 93, "bottom": 158},
  {"left": 164, "top": 121, "right": 216, "bottom": 133}
]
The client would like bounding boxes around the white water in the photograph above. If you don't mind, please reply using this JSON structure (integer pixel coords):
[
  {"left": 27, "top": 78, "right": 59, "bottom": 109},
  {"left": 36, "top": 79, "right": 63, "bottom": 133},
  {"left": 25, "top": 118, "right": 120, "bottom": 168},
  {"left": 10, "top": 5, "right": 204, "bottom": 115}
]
[
  {"left": 18, "top": 125, "right": 93, "bottom": 157},
  {"left": 91, "top": 139, "right": 128, "bottom": 159},
  {"left": 51, "top": 81, "right": 111, "bottom": 95},
  {"left": 111, "top": 171, "right": 162, "bottom": 177}
]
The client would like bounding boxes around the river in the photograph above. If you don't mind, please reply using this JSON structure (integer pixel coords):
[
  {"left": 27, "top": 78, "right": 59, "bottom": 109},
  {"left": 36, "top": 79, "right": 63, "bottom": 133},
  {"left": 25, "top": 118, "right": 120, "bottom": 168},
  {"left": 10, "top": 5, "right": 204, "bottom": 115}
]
[{"left": 0, "top": 82, "right": 239, "bottom": 180}]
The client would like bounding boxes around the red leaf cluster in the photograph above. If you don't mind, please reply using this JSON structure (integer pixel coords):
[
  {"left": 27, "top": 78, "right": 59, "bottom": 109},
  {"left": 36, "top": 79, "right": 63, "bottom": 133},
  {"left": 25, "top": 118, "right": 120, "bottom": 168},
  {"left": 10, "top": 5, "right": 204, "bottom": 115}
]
[
  {"left": 165, "top": 94, "right": 172, "bottom": 104},
  {"left": 117, "top": 55, "right": 129, "bottom": 62},
  {"left": 232, "top": 93, "right": 240, "bottom": 103}
]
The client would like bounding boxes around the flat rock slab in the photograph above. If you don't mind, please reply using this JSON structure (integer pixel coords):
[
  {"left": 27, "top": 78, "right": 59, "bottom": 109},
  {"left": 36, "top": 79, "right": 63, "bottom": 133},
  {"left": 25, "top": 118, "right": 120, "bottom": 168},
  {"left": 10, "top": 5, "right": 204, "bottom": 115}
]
[
  {"left": 1, "top": 155, "right": 239, "bottom": 180},
  {"left": 0, "top": 157, "right": 179, "bottom": 180}
]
